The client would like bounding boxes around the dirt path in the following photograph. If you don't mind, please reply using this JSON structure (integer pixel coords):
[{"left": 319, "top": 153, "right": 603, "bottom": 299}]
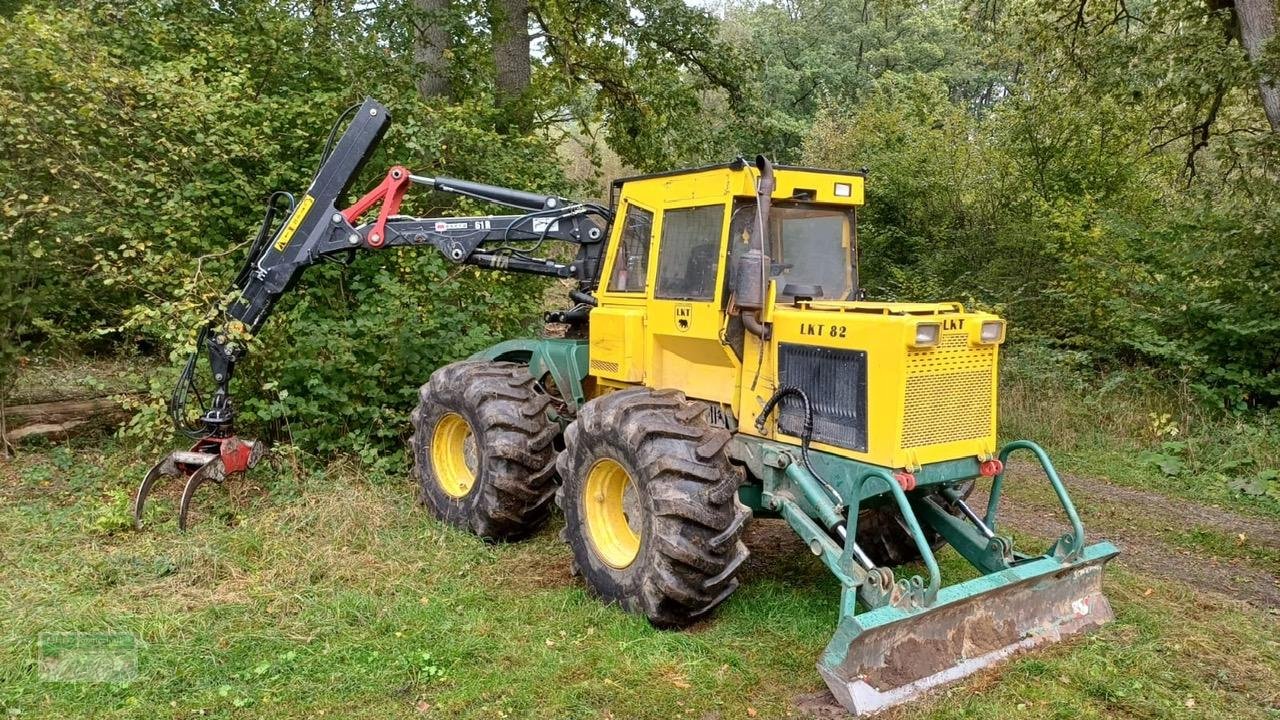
[{"left": 974, "top": 461, "right": 1280, "bottom": 610}]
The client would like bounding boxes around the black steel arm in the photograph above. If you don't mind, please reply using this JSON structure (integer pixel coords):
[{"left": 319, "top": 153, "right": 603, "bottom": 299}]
[{"left": 172, "top": 97, "right": 609, "bottom": 439}]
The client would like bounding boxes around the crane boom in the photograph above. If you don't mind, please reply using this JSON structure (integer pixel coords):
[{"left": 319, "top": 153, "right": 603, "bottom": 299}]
[{"left": 135, "top": 97, "right": 610, "bottom": 529}]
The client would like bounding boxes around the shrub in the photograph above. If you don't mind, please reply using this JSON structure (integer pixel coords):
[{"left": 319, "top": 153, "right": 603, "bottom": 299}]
[{"left": 2, "top": 1, "right": 566, "bottom": 455}]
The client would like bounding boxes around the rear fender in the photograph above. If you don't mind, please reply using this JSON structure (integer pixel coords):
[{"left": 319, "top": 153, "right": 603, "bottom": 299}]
[{"left": 471, "top": 338, "right": 590, "bottom": 412}]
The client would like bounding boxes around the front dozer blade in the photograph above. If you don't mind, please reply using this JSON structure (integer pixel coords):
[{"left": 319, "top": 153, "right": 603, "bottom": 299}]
[{"left": 819, "top": 542, "right": 1118, "bottom": 716}]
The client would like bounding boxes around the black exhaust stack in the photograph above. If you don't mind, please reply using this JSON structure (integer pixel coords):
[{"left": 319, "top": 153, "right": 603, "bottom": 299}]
[{"left": 734, "top": 155, "right": 775, "bottom": 339}]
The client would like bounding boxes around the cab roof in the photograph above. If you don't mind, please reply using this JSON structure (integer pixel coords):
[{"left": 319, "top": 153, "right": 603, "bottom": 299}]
[{"left": 609, "top": 161, "right": 866, "bottom": 210}]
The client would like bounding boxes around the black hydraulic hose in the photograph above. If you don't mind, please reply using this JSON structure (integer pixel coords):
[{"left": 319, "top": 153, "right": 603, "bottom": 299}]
[
  {"left": 170, "top": 327, "right": 211, "bottom": 438},
  {"left": 754, "top": 385, "right": 842, "bottom": 509},
  {"left": 315, "top": 103, "right": 362, "bottom": 179},
  {"left": 233, "top": 191, "right": 295, "bottom": 288},
  {"left": 569, "top": 289, "right": 597, "bottom": 307}
]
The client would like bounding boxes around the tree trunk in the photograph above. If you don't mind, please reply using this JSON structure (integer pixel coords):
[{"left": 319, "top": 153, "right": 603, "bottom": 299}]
[
  {"left": 1234, "top": 0, "right": 1280, "bottom": 131},
  {"left": 2, "top": 395, "right": 135, "bottom": 446},
  {"left": 414, "top": 0, "right": 451, "bottom": 99},
  {"left": 488, "top": 0, "right": 532, "bottom": 132}
]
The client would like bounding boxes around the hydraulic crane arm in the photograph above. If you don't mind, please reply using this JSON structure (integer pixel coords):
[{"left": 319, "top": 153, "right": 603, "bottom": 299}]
[
  {"left": 224, "top": 98, "right": 607, "bottom": 338},
  {"left": 138, "top": 97, "right": 610, "bottom": 530},
  {"left": 174, "top": 96, "right": 610, "bottom": 447},
  {"left": 227, "top": 178, "right": 606, "bottom": 335}
]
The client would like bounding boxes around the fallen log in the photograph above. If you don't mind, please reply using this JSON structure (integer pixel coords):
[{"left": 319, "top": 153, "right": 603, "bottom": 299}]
[
  {"left": 6, "top": 420, "right": 90, "bottom": 442},
  {"left": 2, "top": 395, "right": 137, "bottom": 445}
]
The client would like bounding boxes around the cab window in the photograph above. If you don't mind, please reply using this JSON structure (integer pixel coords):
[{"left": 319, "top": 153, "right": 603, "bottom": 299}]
[
  {"left": 655, "top": 205, "right": 725, "bottom": 301},
  {"left": 606, "top": 205, "right": 654, "bottom": 293},
  {"left": 726, "top": 201, "right": 856, "bottom": 301}
]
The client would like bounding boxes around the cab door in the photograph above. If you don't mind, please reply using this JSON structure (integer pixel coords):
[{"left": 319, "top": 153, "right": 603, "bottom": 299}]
[
  {"left": 589, "top": 200, "right": 654, "bottom": 384},
  {"left": 645, "top": 200, "right": 739, "bottom": 405}
]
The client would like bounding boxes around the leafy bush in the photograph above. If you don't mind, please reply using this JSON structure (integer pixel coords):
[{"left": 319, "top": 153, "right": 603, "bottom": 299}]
[{"left": 2, "top": 1, "right": 565, "bottom": 455}]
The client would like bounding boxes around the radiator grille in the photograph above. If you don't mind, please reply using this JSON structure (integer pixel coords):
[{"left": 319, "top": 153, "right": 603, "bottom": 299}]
[
  {"left": 777, "top": 344, "right": 868, "bottom": 452},
  {"left": 902, "top": 333, "right": 995, "bottom": 448}
]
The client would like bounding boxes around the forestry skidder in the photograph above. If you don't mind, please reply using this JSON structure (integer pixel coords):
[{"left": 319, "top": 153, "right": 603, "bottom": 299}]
[{"left": 136, "top": 98, "right": 1118, "bottom": 714}]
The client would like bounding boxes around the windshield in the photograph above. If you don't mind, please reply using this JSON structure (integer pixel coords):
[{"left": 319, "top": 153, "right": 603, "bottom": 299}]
[{"left": 728, "top": 201, "right": 857, "bottom": 301}]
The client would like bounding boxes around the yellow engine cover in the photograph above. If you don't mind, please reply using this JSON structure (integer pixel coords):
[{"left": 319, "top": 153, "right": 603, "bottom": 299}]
[{"left": 746, "top": 302, "right": 1003, "bottom": 470}]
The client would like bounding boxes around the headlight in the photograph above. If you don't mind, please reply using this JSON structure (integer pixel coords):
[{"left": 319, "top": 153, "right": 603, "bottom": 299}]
[
  {"left": 979, "top": 320, "right": 1005, "bottom": 344},
  {"left": 913, "top": 322, "right": 940, "bottom": 347}
]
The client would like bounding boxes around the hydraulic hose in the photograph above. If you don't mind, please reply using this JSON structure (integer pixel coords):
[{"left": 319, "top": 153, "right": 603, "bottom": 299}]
[{"left": 754, "top": 385, "right": 844, "bottom": 512}]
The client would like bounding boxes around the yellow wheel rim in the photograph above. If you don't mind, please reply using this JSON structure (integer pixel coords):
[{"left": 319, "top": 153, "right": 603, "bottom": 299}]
[
  {"left": 431, "top": 413, "right": 477, "bottom": 498},
  {"left": 583, "top": 458, "right": 641, "bottom": 569}
]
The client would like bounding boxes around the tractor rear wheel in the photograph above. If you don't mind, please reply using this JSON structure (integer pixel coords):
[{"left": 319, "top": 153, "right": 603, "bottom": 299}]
[
  {"left": 556, "top": 388, "right": 750, "bottom": 628},
  {"left": 411, "top": 361, "right": 558, "bottom": 541}
]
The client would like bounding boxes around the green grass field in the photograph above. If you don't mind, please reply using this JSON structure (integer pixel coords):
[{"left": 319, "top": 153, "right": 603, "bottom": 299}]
[{"left": 2, "top": 438, "right": 1278, "bottom": 719}]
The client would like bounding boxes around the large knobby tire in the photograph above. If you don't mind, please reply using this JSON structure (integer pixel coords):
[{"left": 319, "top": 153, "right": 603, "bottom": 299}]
[
  {"left": 410, "top": 360, "right": 558, "bottom": 541},
  {"left": 556, "top": 388, "right": 751, "bottom": 628},
  {"left": 855, "top": 478, "right": 977, "bottom": 567}
]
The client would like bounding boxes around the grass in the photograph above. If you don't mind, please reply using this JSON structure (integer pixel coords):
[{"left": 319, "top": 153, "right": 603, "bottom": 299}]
[{"left": 2, "top": 440, "right": 1279, "bottom": 719}]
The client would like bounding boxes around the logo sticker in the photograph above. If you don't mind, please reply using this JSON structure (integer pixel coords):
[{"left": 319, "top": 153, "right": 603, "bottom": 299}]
[
  {"left": 273, "top": 194, "right": 315, "bottom": 253},
  {"left": 675, "top": 304, "right": 692, "bottom": 332}
]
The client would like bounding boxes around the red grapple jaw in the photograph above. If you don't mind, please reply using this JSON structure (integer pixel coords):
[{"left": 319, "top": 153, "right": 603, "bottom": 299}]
[{"left": 133, "top": 436, "right": 264, "bottom": 531}]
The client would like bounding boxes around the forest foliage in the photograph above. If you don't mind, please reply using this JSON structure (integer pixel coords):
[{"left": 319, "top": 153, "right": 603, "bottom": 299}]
[{"left": 1, "top": 0, "right": 1278, "bottom": 455}]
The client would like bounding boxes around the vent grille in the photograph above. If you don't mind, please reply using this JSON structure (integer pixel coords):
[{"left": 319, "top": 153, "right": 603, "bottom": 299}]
[
  {"left": 589, "top": 359, "right": 620, "bottom": 374},
  {"left": 902, "top": 333, "right": 995, "bottom": 448},
  {"left": 777, "top": 344, "right": 868, "bottom": 452}
]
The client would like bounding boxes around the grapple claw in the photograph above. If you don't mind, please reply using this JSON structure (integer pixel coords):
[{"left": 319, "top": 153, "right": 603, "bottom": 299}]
[
  {"left": 133, "top": 436, "right": 264, "bottom": 531},
  {"left": 178, "top": 458, "right": 225, "bottom": 531},
  {"left": 135, "top": 457, "right": 178, "bottom": 530}
]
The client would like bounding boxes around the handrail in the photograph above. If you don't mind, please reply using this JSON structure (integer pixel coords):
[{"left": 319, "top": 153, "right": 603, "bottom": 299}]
[
  {"left": 987, "top": 440, "right": 1086, "bottom": 559},
  {"left": 861, "top": 469, "right": 941, "bottom": 603}
]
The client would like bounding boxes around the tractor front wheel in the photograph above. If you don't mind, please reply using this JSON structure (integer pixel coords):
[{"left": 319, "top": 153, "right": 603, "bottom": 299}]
[
  {"left": 557, "top": 388, "right": 750, "bottom": 627},
  {"left": 411, "top": 361, "right": 558, "bottom": 541},
  {"left": 855, "top": 478, "right": 977, "bottom": 567}
]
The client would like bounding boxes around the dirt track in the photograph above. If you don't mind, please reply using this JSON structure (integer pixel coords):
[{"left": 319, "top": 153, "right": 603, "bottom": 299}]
[
  {"left": 744, "top": 466, "right": 1280, "bottom": 610},
  {"left": 973, "top": 462, "right": 1280, "bottom": 610}
]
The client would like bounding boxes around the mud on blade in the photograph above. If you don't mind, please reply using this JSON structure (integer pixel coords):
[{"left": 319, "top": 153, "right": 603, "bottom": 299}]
[{"left": 819, "top": 543, "right": 1118, "bottom": 716}]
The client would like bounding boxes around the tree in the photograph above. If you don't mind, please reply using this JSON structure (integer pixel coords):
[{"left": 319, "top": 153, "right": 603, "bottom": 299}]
[
  {"left": 1232, "top": 0, "right": 1280, "bottom": 130},
  {"left": 529, "top": 0, "right": 746, "bottom": 167},
  {"left": 489, "top": 0, "right": 533, "bottom": 130},
  {"left": 413, "top": 0, "right": 452, "bottom": 98},
  {"left": 718, "top": 0, "right": 1012, "bottom": 159}
]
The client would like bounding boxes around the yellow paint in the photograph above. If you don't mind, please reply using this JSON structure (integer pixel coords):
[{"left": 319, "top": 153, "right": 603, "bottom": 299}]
[
  {"left": 587, "top": 305, "right": 646, "bottom": 382},
  {"left": 744, "top": 304, "right": 1002, "bottom": 469},
  {"left": 430, "top": 413, "right": 476, "bottom": 498},
  {"left": 588, "top": 162, "right": 1003, "bottom": 471},
  {"left": 273, "top": 193, "right": 315, "bottom": 252},
  {"left": 583, "top": 458, "right": 640, "bottom": 568}
]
